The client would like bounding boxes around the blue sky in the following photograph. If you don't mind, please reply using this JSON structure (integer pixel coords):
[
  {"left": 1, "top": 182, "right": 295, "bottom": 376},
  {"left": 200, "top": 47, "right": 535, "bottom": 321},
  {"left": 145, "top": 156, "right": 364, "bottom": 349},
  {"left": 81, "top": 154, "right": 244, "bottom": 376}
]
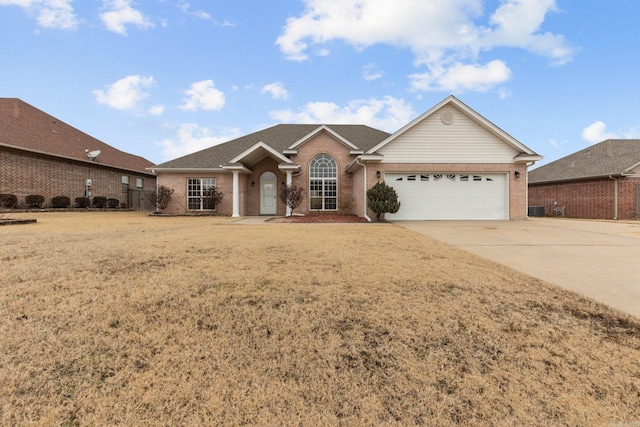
[{"left": 1, "top": 1, "right": 639, "bottom": 167}]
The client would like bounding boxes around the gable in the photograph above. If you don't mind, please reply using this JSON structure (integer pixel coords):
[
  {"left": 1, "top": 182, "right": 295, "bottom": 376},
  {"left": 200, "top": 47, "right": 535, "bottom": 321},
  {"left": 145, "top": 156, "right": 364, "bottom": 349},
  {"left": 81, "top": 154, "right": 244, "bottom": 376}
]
[
  {"left": 376, "top": 104, "right": 520, "bottom": 164},
  {"left": 292, "top": 130, "right": 356, "bottom": 168}
]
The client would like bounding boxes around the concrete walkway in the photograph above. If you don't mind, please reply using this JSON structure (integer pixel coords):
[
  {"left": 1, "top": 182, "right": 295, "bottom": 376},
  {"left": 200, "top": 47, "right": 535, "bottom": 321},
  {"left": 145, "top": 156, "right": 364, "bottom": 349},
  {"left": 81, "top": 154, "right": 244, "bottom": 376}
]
[
  {"left": 398, "top": 218, "right": 640, "bottom": 319},
  {"left": 231, "top": 216, "right": 276, "bottom": 224}
]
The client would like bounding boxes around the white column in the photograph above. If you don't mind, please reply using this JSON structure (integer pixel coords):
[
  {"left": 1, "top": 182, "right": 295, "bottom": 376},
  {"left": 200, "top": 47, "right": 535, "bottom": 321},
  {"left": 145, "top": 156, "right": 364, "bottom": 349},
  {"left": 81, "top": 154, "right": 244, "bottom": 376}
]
[
  {"left": 285, "top": 170, "right": 293, "bottom": 217},
  {"left": 232, "top": 170, "right": 240, "bottom": 217}
]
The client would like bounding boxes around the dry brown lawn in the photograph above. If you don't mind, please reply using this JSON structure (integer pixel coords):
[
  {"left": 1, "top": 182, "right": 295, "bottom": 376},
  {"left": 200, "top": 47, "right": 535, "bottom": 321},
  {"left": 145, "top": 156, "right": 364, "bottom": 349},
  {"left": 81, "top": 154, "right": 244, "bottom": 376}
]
[{"left": 2, "top": 212, "right": 639, "bottom": 426}]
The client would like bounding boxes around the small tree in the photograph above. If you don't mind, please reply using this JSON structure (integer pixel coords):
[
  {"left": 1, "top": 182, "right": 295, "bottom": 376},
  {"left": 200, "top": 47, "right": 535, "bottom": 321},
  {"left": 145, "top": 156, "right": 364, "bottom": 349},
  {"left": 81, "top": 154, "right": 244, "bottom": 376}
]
[
  {"left": 367, "top": 181, "right": 400, "bottom": 221},
  {"left": 279, "top": 183, "right": 305, "bottom": 216},
  {"left": 205, "top": 187, "right": 224, "bottom": 210},
  {"left": 150, "top": 185, "right": 174, "bottom": 212}
]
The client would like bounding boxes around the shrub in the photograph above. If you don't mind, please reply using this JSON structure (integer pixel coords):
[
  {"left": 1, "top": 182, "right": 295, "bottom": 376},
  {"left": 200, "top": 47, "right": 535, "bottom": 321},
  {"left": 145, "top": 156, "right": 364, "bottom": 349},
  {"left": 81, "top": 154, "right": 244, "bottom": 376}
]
[
  {"left": 75, "top": 197, "right": 90, "bottom": 208},
  {"left": 0, "top": 194, "right": 18, "bottom": 208},
  {"left": 51, "top": 196, "right": 71, "bottom": 208},
  {"left": 107, "top": 198, "right": 119, "bottom": 208},
  {"left": 279, "top": 184, "right": 305, "bottom": 216},
  {"left": 92, "top": 196, "right": 107, "bottom": 208},
  {"left": 25, "top": 195, "right": 45, "bottom": 208},
  {"left": 120, "top": 202, "right": 127, "bottom": 209},
  {"left": 205, "top": 187, "right": 224, "bottom": 210},
  {"left": 367, "top": 181, "right": 401, "bottom": 221},
  {"left": 150, "top": 185, "right": 174, "bottom": 211}
]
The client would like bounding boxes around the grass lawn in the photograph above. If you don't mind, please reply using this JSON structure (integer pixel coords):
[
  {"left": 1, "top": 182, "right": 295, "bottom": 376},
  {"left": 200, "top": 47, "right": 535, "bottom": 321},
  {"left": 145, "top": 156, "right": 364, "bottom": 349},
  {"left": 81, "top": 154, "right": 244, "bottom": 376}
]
[{"left": 2, "top": 212, "right": 639, "bottom": 426}]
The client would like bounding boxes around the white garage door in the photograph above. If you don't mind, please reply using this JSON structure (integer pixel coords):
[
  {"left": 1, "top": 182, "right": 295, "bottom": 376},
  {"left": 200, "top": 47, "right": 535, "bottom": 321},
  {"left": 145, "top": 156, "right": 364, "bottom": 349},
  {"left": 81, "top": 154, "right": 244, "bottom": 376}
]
[{"left": 385, "top": 173, "right": 508, "bottom": 220}]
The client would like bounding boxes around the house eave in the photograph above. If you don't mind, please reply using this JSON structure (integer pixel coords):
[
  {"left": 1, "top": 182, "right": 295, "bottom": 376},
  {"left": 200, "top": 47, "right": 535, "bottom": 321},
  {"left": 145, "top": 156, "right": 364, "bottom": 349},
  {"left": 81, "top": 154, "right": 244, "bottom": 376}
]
[
  {"left": 529, "top": 172, "right": 632, "bottom": 185},
  {"left": 345, "top": 154, "right": 384, "bottom": 173},
  {"left": 0, "top": 142, "right": 156, "bottom": 176},
  {"left": 221, "top": 163, "right": 253, "bottom": 173},
  {"left": 514, "top": 154, "right": 543, "bottom": 163},
  {"left": 277, "top": 163, "right": 301, "bottom": 171},
  {"left": 148, "top": 167, "right": 226, "bottom": 173}
]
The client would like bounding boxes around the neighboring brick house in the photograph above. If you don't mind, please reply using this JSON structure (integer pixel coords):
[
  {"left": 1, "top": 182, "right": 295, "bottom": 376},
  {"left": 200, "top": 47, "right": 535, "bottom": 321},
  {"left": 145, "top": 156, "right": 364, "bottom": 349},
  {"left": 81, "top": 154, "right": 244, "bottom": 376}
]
[
  {"left": 0, "top": 98, "right": 156, "bottom": 210},
  {"left": 528, "top": 140, "right": 640, "bottom": 219},
  {"left": 152, "top": 96, "right": 542, "bottom": 220}
]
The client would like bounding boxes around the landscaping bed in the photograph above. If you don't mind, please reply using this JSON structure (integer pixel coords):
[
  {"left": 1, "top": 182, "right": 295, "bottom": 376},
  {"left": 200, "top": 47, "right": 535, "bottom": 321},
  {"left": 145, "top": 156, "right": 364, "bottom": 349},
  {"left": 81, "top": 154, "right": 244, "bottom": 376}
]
[{"left": 268, "top": 213, "right": 369, "bottom": 223}]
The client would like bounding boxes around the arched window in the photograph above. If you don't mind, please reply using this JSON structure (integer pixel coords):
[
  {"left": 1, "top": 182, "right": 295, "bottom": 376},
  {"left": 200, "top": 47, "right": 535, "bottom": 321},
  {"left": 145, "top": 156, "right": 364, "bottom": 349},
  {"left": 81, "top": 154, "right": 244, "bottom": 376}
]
[{"left": 309, "top": 154, "right": 337, "bottom": 210}]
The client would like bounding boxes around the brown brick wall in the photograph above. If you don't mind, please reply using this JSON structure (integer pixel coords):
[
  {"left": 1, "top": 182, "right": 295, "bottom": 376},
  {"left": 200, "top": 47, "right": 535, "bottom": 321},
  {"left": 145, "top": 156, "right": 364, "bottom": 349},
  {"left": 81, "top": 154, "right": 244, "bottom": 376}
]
[
  {"left": 1, "top": 147, "right": 156, "bottom": 208},
  {"left": 528, "top": 177, "right": 640, "bottom": 220},
  {"left": 159, "top": 172, "right": 237, "bottom": 216}
]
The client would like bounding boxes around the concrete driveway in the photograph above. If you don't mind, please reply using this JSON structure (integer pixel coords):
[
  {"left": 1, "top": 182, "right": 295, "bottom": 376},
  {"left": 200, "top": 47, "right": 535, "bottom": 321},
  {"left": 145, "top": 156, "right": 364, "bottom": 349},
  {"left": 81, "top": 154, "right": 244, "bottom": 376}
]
[{"left": 398, "top": 218, "right": 640, "bottom": 319}]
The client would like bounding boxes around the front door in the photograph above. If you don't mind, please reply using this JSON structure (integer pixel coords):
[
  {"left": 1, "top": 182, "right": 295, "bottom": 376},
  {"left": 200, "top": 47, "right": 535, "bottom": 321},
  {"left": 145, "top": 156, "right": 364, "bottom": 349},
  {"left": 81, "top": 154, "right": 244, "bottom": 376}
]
[{"left": 260, "top": 171, "right": 277, "bottom": 215}]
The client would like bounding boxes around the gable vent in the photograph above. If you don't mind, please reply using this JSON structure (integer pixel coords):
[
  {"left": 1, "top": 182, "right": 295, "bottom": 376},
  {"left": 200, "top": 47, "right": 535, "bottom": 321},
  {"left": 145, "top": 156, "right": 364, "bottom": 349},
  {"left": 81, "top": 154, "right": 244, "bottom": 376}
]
[{"left": 441, "top": 111, "right": 454, "bottom": 125}]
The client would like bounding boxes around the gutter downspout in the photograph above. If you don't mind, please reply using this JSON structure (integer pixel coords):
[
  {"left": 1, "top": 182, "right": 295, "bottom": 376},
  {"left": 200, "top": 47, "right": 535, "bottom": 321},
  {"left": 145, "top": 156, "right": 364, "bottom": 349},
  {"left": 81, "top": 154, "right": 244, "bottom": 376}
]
[
  {"left": 525, "top": 162, "right": 533, "bottom": 219},
  {"left": 152, "top": 169, "right": 158, "bottom": 213},
  {"left": 609, "top": 175, "right": 619, "bottom": 220},
  {"left": 356, "top": 158, "right": 372, "bottom": 222}
]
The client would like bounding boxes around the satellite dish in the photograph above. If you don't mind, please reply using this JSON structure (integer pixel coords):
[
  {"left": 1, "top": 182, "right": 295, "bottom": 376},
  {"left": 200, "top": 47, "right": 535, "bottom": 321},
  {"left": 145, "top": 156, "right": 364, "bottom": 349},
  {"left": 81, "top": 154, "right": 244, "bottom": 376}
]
[{"left": 85, "top": 149, "right": 101, "bottom": 161}]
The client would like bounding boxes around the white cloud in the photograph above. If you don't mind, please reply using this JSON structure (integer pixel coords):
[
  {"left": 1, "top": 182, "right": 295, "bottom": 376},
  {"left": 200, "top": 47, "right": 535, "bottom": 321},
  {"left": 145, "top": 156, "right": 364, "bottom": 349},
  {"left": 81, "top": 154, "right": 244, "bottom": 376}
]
[
  {"left": 581, "top": 121, "right": 618, "bottom": 144},
  {"left": 261, "top": 82, "right": 289, "bottom": 100},
  {"left": 100, "top": 0, "right": 154, "bottom": 35},
  {"left": 92, "top": 75, "right": 155, "bottom": 110},
  {"left": 0, "top": 0, "right": 79, "bottom": 29},
  {"left": 483, "top": 0, "right": 572, "bottom": 65},
  {"left": 156, "top": 123, "right": 241, "bottom": 160},
  {"left": 269, "top": 96, "right": 415, "bottom": 132},
  {"left": 581, "top": 121, "right": 640, "bottom": 144},
  {"left": 276, "top": 0, "right": 573, "bottom": 93},
  {"left": 179, "top": 80, "right": 226, "bottom": 112},
  {"left": 410, "top": 60, "right": 511, "bottom": 92},
  {"left": 178, "top": 1, "right": 210, "bottom": 20},
  {"left": 363, "top": 63, "right": 383, "bottom": 81},
  {"left": 148, "top": 104, "right": 165, "bottom": 116}
]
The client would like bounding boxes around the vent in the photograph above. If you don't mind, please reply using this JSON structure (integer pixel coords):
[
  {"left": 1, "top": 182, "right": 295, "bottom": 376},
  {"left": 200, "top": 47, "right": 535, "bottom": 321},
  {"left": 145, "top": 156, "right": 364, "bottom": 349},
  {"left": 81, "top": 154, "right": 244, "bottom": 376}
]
[{"left": 441, "top": 110, "right": 454, "bottom": 125}]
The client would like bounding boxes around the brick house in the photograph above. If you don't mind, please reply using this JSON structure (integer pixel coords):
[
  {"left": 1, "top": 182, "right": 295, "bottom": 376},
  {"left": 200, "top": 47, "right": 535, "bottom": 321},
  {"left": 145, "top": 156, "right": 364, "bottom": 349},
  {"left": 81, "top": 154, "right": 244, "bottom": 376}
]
[
  {"left": 528, "top": 140, "right": 640, "bottom": 219},
  {"left": 152, "top": 96, "right": 541, "bottom": 220},
  {"left": 0, "top": 98, "right": 156, "bottom": 210}
]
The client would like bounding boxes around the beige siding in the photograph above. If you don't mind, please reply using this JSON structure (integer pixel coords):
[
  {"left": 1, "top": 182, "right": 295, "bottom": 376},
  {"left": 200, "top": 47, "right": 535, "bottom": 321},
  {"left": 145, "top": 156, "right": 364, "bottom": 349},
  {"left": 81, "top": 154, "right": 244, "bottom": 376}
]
[{"left": 378, "top": 105, "right": 519, "bottom": 164}]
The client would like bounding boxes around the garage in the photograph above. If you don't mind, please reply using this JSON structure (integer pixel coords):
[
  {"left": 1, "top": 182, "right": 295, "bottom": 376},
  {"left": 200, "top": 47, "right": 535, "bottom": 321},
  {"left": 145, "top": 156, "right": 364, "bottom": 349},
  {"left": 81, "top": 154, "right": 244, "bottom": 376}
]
[{"left": 385, "top": 172, "right": 508, "bottom": 220}]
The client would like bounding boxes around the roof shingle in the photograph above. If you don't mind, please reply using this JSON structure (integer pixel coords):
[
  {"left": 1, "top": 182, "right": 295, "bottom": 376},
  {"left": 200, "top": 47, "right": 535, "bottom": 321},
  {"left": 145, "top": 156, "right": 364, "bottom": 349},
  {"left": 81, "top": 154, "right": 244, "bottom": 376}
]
[
  {"left": 153, "top": 124, "right": 391, "bottom": 169},
  {"left": 529, "top": 139, "right": 640, "bottom": 183},
  {"left": 0, "top": 98, "right": 155, "bottom": 174}
]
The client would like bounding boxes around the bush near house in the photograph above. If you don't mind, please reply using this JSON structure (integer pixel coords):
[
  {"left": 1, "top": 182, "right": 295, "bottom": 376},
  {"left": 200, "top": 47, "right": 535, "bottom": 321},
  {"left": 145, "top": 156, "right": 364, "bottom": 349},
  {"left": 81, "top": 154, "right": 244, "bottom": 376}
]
[
  {"left": 75, "top": 197, "right": 90, "bottom": 208},
  {"left": 107, "top": 198, "right": 120, "bottom": 209},
  {"left": 51, "top": 196, "right": 71, "bottom": 208},
  {"left": 25, "top": 195, "right": 45, "bottom": 208},
  {"left": 367, "top": 181, "right": 401, "bottom": 221},
  {"left": 205, "top": 187, "right": 224, "bottom": 211},
  {"left": 92, "top": 197, "right": 107, "bottom": 209},
  {"left": 150, "top": 185, "right": 174, "bottom": 212},
  {"left": 279, "top": 183, "right": 305, "bottom": 216},
  {"left": 0, "top": 194, "right": 18, "bottom": 208}
]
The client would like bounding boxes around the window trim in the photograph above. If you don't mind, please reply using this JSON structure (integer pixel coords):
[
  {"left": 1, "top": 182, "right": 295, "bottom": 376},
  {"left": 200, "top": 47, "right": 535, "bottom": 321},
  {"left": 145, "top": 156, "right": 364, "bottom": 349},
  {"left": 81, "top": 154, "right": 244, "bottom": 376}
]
[
  {"left": 187, "top": 177, "right": 217, "bottom": 211},
  {"left": 309, "top": 154, "right": 338, "bottom": 211}
]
